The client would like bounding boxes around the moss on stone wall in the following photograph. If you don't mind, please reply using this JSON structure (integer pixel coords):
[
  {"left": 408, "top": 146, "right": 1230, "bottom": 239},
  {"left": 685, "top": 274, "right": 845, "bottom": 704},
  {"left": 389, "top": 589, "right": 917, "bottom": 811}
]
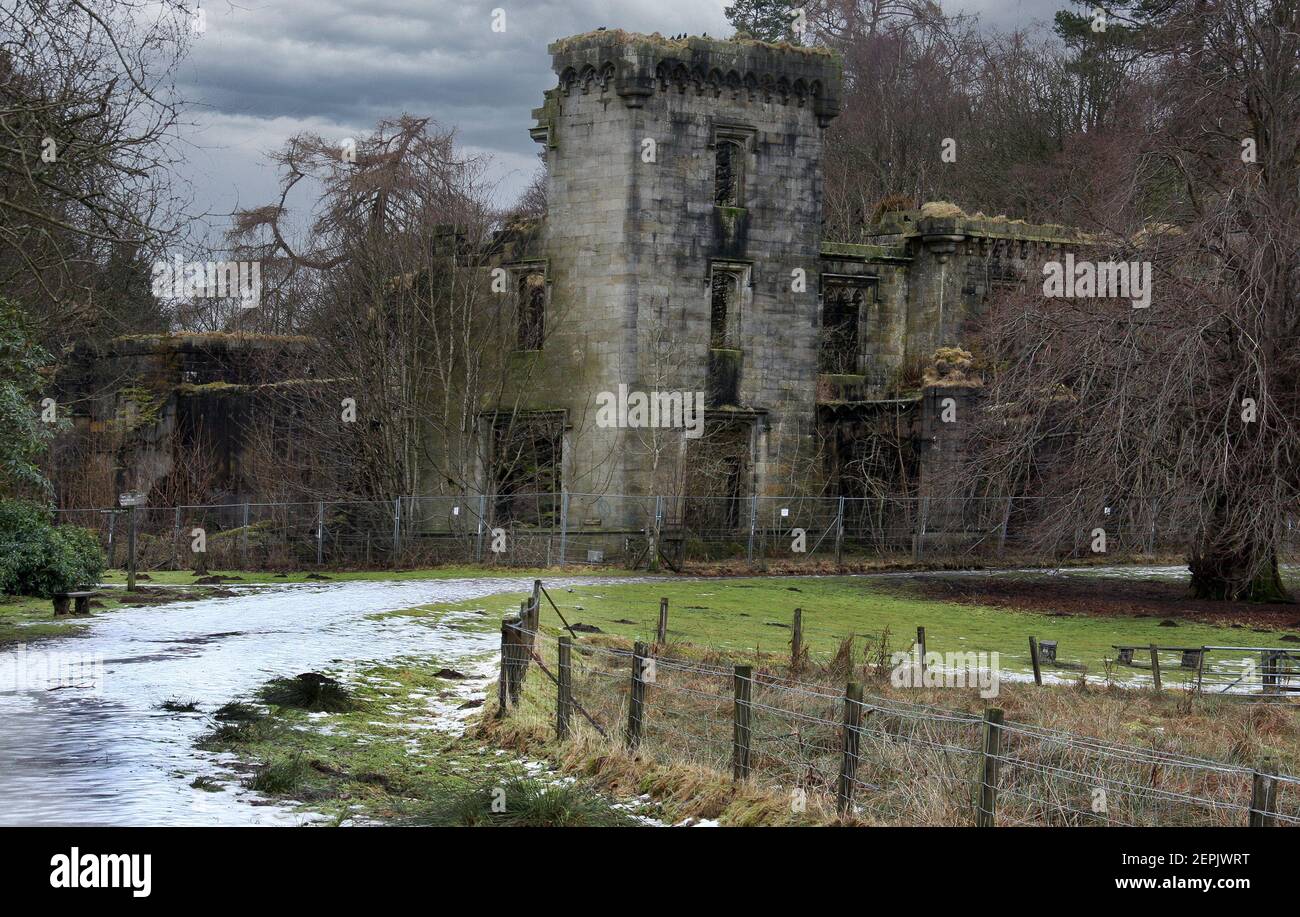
[
  {"left": 820, "top": 241, "right": 908, "bottom": 262},
  {"left": 116, "top": 384, "right": 166, "bottom": 431}
]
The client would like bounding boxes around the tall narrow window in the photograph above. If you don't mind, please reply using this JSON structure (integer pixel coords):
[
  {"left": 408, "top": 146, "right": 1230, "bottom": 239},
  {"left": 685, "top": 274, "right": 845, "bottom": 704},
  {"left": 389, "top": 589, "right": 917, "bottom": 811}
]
[
  {"left": 714, "top": 139, "right": 743, "bottom": 206},
  {"left": 710, "top": 268, "right": 740, "bottom": 348},
  {"left": 683, "top": 419, "right": 751, "bottom": 530},
  {"left": 517, "top": 271, "right": 545, "bottom": 350},
  {"left": 491, "top": 412, "right": 562, "bottom": 525},
  {"left": 820, "top": 282, "right": 865, "bottom": 374}
]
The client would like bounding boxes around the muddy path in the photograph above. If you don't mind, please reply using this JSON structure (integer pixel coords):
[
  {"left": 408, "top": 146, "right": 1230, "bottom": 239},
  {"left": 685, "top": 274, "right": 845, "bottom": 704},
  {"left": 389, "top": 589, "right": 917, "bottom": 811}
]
[{"left": 0, "top": 576, "right": 636, "bottom": 826}]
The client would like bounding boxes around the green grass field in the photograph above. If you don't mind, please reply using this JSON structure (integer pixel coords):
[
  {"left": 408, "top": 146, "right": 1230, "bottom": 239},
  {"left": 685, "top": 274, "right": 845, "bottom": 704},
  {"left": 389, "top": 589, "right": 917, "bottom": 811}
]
[
  {"left": 417, "top": 575, "right": 1300, "bottom": 684},
  {"left": 13, "top": 566, "right": 1300, "bottom": 683}
]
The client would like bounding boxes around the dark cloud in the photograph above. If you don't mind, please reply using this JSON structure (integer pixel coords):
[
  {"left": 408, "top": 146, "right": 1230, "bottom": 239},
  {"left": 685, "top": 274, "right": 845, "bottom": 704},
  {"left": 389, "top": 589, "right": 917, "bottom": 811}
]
[{"left": 177, "top": 0, "right": 1066, "bottom": 245}]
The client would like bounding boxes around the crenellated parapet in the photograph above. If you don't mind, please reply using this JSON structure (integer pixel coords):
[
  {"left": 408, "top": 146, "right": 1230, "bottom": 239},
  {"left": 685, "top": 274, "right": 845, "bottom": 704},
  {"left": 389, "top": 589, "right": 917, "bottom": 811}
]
[
  {"left": 866, "top": 205, "right": 1093, "bottom": 264},
  {"left": 541, "top": 30, "right": 842, "bottom": 127}
]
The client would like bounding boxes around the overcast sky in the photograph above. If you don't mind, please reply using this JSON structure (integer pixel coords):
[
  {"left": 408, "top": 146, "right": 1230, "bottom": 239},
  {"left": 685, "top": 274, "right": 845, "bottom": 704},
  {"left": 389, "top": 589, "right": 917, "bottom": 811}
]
[{"left": 177, "top": 0, "right": 1069, "bottom": 249}]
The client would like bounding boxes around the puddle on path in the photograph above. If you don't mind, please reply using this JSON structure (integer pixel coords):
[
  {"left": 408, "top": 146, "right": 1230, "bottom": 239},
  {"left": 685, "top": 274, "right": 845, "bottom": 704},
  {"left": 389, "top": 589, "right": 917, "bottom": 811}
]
[{"left": 0, "top": 576, "right": 633, "bottom": 825}]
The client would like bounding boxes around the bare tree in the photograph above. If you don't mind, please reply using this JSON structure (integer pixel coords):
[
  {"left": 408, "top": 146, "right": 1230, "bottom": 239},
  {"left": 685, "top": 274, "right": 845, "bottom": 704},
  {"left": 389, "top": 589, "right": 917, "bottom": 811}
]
[
  {"left": 787, "top": 1, "right": 1150, "bottom": 236},
  {"left": 503, "top": 165, "right": 547, "bottom": 223},
  {"left": 228, "top": 116, "right": 576, "bottom": 516},
  {"left": 961, "top": 0, "right": 1300, "bottom": 601},
  {"left": 0, "top": 1, "right": 188, "bottom": 340}
]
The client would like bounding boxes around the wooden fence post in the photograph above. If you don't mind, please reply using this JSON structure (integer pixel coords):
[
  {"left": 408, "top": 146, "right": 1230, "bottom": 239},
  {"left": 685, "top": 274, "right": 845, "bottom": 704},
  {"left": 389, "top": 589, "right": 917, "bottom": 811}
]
[
  {"left": 657, "top": 597, "right": 668, "bottom": 645},
  {"left": 1149, "top": 644, "right": 1162, "bottom": 693},
  {"left": 1196, "top": 645, "right": 1206, "bottom": 694},
  {"left": 556, "top": 636, "right": 573, "bottom": 740},
  {"left": 516, "top": 599, "right": 533, "bottom": 685},
  {"left": 733, "top": 665, "right": 753, "bottom": 781},
  {"left": 505, "top": 618, "right": 524, "bottom": 706},
  {"left": 976, "top": 707, "right": 1004, "bottom": 827},
  {"left": 1249, "top": 760, "right": 1278, "bottom": 827},
  {"left": 837, "top": 682, "right": 864, "bottom": 817},
  {"left": 625, "top": 641, "right": 648, "bottom": 751},
  {"left": 1028, "top": 636, "right": 1042, "bottom": 687},
  {"left": 997, "top": 496, "right": 1012, "bottom": 557},
  {"left": 791, "top": 607, "right": 803, "bottom": 672},
  {"left": 496, "top": 621, "right": 511, "bottom": 717}
]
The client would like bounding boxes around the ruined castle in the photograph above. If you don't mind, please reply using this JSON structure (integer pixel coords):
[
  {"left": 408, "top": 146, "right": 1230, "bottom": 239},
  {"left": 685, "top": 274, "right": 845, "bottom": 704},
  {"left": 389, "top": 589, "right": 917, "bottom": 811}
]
[
  {"left": 58, "top": 29, "right": 1090, "bottom": 558},
  {"left": 485, "top": 30, "right": 1082, "bottom": 531}
]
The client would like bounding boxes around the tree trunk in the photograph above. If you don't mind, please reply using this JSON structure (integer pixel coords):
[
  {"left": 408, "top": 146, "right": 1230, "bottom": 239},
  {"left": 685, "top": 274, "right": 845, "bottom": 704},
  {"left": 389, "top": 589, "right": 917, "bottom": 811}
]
[{"left": 1188, "top": 542, "right": 1290, "bottom": 602}]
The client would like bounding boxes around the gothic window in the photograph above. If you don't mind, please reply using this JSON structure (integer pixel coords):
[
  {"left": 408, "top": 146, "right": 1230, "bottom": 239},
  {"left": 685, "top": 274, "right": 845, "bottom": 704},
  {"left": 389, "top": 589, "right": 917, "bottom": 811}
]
[
  {"left": 491, "top": 412, "right": 563, "bottom": 525},
  {"left": 683, "top": 418, "right": 751, "bottom": 531},
  {"left": 819, "top": 281, "right": 868, "bottom": 374},
  {"left": 517, "top": 270, "right": 546, "bottom": 350},
  {"left": 710, "top": 267, "right": 742, "bottom": 348},
  {"left": 714, "top": 139, "right": 744, "bottom": 207}
]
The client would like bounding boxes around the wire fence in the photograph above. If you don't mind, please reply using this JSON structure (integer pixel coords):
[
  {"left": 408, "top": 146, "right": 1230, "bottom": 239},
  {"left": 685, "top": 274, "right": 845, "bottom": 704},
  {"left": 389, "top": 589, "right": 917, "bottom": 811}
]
[
  {"left": 494, "top": 588, "right": 1300, "bottom": 826},
  {"left": 50, "top": 492, "right": 1300, "bottom": 571},
  {"left": 1197, "top": 647, "right": 1300, "bottom": 700}
]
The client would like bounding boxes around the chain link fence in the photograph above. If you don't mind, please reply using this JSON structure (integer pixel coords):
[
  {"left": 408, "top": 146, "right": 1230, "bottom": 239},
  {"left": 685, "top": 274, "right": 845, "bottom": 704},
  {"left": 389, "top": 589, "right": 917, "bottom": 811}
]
[{"left": 52, "top": 492, "right": 1300, "bottom": 572}]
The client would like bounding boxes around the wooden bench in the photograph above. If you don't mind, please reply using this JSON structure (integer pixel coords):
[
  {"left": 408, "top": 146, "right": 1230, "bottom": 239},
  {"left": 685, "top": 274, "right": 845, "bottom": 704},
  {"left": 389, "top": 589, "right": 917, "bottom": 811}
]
[
  {"left": 52, "top": 591, "right": 96, "bottom": 617},
  {"left": 1113, "top": 645, "right": 1202, "bottom": 669}
]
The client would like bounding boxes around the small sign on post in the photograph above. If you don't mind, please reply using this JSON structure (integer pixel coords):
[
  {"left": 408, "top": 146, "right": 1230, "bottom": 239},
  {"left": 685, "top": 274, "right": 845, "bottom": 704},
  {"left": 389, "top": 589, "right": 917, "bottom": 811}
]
[{"left": 118, "top": 492, "right": 145, "bottom": 592}]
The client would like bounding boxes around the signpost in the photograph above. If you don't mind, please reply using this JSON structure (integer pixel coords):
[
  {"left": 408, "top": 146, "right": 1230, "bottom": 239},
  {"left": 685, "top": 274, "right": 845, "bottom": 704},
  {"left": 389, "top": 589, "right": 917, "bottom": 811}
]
[{"left": 119, "top": 492, "right": 146, "bottom": 591}]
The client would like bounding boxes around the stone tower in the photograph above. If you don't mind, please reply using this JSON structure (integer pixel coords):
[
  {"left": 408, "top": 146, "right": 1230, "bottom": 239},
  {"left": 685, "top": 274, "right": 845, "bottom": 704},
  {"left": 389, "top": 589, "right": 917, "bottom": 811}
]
[{"left": 528, "top": 30, "right": 842, "bottom": 517}]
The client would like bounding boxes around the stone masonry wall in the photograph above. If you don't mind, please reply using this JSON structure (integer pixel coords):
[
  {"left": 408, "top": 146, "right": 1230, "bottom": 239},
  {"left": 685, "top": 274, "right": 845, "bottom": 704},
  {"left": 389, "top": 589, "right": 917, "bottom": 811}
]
[{"left": 528, "top": 31, "right": 842, "bottom": 525}]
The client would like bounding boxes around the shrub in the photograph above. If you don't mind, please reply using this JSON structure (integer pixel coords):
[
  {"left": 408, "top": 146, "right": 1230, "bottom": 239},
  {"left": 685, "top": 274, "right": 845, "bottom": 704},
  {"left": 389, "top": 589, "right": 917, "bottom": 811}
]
[
  {"left": 213, "top": 701, "right": 265, "bottom": 722},
  {"left": 418, "top": 774, "right": 636, "bottom": 827},
  {"left": 0, "top": 500, "right": 105, "bottom": 597},
  {"left": 870, "top": 193, "right": 917, "bottom": 224},
  {"left": 257, "top": 672, "right": 365, "bottom": 712},
  {"left": 244, "top": 754, "right": 310, "bottom": 794}
]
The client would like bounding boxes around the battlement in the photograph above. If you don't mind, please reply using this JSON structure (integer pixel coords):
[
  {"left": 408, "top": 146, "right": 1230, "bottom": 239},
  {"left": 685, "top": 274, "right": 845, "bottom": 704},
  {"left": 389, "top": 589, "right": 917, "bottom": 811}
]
[
  {"left": 545, "top": 29, "right": 842, "bottom": 126},
  {"left": 867, "top": 204, "right": 1089, "bottom": 247}
]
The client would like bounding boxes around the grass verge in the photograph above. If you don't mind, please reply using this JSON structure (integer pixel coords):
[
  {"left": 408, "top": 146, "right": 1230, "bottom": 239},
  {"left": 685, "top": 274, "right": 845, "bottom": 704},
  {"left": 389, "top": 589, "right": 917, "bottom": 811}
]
[
  {"left": 193, "top": 658, "right": 643, "bottom": 826},
  {"left": 476, "top": 623, "right": 1300, "bottom": 827}
]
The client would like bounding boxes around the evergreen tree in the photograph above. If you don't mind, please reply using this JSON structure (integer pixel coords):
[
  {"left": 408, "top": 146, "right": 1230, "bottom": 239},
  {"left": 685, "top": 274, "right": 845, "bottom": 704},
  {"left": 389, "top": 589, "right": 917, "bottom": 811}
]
[
  {"left": 724, "top": 0, "right": 802, "bottom": 43},
  {"left": 1052, "top": 1, "right": 1147, "bottom": 131},
  {"left": 0, "top": 299, "right": 56, "bottom": 495}
]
